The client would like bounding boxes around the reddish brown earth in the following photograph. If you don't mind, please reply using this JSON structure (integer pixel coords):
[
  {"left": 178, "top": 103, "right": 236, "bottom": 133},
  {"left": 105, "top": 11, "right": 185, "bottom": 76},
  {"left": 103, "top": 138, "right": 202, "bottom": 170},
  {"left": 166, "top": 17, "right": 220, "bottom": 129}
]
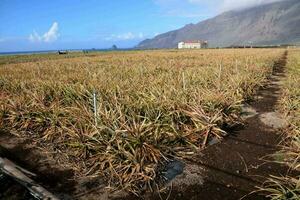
[
  {"left": 178, "top": 53, "right": 290, "bottom": 200},
  {"left": 0, "top": 51, "right": 294, "bottom": 200},
  {"left": 0, "top": 133, "right": 76, "bottom": 199}
]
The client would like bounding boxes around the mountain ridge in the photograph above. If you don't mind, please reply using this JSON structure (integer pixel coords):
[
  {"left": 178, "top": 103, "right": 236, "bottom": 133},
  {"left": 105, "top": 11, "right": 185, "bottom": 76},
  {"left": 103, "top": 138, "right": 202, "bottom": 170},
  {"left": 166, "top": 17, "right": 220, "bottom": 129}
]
[{"left": 137, "top": 0, "right": 300, "bottom": 48}]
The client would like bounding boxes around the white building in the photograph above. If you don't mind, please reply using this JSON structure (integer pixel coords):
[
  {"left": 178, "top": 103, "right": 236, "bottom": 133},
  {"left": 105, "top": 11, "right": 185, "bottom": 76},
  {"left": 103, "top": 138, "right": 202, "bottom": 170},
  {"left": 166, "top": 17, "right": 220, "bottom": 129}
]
[{"left": 178, "top": 40, "right": 208, "bottom": 49}]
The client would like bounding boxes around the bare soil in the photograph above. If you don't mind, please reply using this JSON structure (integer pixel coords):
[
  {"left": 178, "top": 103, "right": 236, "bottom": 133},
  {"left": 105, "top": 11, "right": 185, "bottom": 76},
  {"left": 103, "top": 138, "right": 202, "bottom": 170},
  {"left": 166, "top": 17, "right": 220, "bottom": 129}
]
[
  {"left": 0, "top": 51, "right": 294, "bottom": 200},
  {"left": 0, "top": 133, "right": 76, "bottom": 199}
]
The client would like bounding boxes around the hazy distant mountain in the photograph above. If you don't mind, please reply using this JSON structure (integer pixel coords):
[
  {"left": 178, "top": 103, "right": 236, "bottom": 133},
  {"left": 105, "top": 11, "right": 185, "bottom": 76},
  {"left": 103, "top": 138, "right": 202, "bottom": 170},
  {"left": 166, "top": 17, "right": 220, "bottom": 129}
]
[{"left": 137, "top": 0, "right": 300, "bottom": 48}]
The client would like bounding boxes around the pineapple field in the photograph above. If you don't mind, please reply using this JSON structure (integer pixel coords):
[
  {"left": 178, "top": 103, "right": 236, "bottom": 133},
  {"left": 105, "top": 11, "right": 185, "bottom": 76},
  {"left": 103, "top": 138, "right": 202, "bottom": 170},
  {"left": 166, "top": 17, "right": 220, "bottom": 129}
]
[{"left": 1, "top": 49, "right": 298, "bottom": 199}]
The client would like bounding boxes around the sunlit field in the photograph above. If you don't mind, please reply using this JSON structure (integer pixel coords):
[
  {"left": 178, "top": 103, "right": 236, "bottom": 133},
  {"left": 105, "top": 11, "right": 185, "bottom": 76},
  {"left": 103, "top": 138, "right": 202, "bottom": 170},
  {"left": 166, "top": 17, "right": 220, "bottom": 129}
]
[
  {"left": 279, "top": 50, "right": 300, "bottom": 174},
  {"left": 0, "top": 49, "right": 285, "bottom": 193}
]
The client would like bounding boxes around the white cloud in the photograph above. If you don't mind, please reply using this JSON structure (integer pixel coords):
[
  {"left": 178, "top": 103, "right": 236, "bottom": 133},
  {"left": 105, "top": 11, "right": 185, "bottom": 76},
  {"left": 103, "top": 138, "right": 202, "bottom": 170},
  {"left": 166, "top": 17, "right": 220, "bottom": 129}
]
[
  {"left": 29, "top": 31, "right": 42, "bottom": 42},
  {"left": 43, "top": 22, "right": 59, "bottom": 42},
  {"left": 154, "top": 0, "right": 284, "bottom": 15},
  {"left": 154, "top": 0, "right": 213, "bottom": 19},
  {"left": 0, "top": 36, "right": 25, "bottom": 43},
  {"left": 105, "top": 32, "right": 145, "bottom": 41},
  {"left": 220, "top": 0, "right": 283, "bottom": 11},
  {"left": 29, "top": 22, "right": 60, "bottom": 43}
]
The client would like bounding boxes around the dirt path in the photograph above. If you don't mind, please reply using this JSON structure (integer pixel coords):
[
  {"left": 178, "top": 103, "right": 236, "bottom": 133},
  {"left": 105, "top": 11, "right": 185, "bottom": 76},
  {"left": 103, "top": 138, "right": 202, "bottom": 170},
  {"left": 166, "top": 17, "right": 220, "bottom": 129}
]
[
  {"left": 139, "top": 51, "right": 291, "bottom": 200},
  {"left": 184, "top": 55, "right": 288, "bottom": 200}
]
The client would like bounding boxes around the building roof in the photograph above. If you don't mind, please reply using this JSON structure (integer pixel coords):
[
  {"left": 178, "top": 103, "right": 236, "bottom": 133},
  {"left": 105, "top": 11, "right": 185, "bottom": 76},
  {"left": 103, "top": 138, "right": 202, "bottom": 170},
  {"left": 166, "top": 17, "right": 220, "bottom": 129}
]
[{"left": 182, "top": 40, "right": 207, "bottom": 44}]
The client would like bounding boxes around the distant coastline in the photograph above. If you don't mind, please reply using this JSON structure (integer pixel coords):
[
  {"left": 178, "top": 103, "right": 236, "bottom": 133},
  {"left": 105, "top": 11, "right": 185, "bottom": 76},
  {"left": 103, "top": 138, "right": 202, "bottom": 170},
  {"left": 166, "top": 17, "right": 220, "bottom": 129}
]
[
  {"left": 0, "top": 48, "right": 134, "bottom": 56},
  {"left": 0, "top": 50, "right": 59, "bottom": 56}
]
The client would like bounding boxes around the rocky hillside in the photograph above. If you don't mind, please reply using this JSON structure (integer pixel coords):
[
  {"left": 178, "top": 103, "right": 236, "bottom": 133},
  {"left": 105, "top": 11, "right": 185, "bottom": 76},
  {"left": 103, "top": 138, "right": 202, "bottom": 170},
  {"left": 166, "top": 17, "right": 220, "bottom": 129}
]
[{"left": 137, "top": 0, "right": 300, "bottom": 48}]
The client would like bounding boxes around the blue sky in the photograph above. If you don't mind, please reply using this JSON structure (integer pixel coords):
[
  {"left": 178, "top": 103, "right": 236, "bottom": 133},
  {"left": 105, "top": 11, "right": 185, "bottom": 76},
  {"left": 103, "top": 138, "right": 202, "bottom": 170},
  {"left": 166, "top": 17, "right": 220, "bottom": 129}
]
[{"left": 0, "top": 0, "right": 281, "bottom": 52}]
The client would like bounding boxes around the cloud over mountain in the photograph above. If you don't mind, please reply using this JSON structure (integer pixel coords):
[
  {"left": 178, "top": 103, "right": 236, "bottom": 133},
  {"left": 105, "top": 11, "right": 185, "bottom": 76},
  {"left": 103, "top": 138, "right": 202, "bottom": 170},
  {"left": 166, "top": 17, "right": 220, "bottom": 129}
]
[
  {"left": 219, "top": 0, "right": 283, "bottom": 11},
  {"left": 155, "top": 0, "right": 284, "bottom": 15}
]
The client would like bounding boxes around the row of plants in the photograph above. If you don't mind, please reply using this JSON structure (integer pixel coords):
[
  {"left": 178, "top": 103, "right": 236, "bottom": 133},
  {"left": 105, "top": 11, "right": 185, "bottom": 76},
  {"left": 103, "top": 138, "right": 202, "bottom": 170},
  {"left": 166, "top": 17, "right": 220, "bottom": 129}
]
[
  {"left": 261, "top": 50, "right": 300, "bottom": 200},
  {"left": 0, "top": 49, "right": 284, "bottom": 194}
]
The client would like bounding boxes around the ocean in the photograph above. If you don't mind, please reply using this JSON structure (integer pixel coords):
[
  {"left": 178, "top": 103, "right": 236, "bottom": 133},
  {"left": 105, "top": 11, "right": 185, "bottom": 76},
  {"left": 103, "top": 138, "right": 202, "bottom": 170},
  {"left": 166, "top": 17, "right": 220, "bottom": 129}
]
[{"left": 0, "top": 48, "right": 134, "bottom": 56}]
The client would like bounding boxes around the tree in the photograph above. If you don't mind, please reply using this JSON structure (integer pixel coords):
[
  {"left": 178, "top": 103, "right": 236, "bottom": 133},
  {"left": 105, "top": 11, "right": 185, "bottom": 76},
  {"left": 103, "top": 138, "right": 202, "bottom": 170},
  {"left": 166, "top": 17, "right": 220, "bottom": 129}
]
[{"left": 112, "top": 45, "right": 118, "bottom": 50}]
